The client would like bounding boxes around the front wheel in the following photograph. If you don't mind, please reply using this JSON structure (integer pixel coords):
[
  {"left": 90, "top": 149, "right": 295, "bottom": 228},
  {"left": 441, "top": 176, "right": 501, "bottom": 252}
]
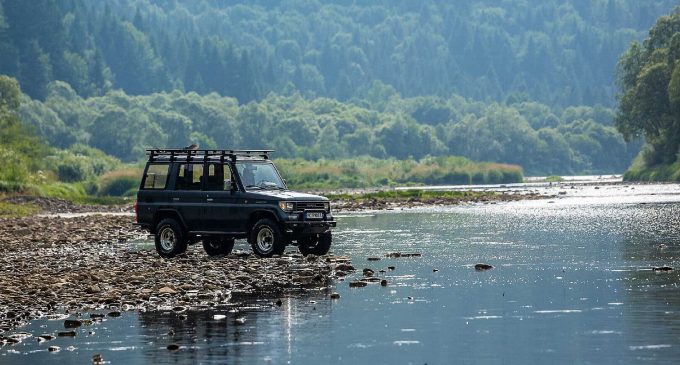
[
  {"left": 249, "top": 219, "right": 287, "bottom": 257},
  {"left": 203, "top": 237, "right": 235, "bottom": 256},
  {"left": 155, "top": 218, "right": 188, "bottom": 258},
  {"left": 298, "top": 232, "right": 332, "bottom": 256}
]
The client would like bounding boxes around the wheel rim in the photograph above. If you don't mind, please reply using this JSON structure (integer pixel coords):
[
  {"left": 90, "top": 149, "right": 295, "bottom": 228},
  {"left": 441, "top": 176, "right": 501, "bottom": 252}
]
[
  {"left": 160, "top": 227, "right": 176, "bottom": 251},
  {"left": 208, "top": 240, "right": 219, "bottom": 249},
  {"left": 256, "top": 227, "right": 274, "bottom": 253}
]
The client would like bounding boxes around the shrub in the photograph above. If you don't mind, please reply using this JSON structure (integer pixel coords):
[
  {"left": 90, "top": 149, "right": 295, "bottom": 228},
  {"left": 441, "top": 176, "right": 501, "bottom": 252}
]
[{"left": 98, "top": 169, "right": 141, "bottom": 196}]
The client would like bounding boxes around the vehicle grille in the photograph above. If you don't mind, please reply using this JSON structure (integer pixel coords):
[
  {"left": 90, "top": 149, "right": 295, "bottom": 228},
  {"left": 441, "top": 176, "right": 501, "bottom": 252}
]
[{"left": 296, "top": 201, "right": 326, "bottom": 211}]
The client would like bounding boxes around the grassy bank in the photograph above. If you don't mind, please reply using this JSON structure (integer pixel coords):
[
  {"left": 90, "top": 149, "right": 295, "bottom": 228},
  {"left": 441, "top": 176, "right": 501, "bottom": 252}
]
[
  {"left": 0, "top": 200, "right": 40, "bottom": 218},
  {"left": 622, "top": 155, "right": 680, "bottom": 182},
  {"left": 276, "top": 156, "right": 523, "bottom": 189}
]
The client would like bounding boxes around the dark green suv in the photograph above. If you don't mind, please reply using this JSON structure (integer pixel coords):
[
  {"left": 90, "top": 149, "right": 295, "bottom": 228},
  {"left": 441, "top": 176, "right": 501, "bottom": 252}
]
[{"left": 135, "top": 149, "right": 335, "bottom": 258}]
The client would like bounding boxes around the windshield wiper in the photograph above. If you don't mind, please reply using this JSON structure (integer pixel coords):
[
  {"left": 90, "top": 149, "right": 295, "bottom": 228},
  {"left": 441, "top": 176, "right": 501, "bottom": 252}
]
[{"left": 245, "top": 185, "right": 262, "bottom": 190}]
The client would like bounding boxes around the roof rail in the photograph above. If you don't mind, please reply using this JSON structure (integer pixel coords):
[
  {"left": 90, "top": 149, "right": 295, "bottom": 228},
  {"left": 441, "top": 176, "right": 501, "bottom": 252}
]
[{"left": 146, "top": 149, "right": 274, "bottom": 162}]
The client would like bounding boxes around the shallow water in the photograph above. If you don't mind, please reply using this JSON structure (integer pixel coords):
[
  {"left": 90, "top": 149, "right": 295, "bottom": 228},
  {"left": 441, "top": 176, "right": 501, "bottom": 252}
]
[{"left": 3, "top": 184, "right": 680, "bottom": 364}]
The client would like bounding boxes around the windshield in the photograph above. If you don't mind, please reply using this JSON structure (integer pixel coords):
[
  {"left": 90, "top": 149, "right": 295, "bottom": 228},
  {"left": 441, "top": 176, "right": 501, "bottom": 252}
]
[{"left": 235, "top": 161, "right": 286, "bottom": 190}]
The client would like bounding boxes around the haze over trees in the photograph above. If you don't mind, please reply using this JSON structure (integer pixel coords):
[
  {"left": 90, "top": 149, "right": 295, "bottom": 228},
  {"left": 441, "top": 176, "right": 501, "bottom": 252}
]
[{"left": 1, "top": 0, "right": 678, "bottom": 182}]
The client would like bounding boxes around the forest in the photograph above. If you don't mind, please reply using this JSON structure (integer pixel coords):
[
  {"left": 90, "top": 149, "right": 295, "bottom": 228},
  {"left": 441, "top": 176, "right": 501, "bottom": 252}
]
[{"left": 1, "top": 0, "right": 679, "bottom": 195}]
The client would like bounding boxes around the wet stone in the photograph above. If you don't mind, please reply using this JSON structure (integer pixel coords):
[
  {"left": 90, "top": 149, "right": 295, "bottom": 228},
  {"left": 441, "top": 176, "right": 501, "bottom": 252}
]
[
  {"left": 474, "top": 263, "right": 494, "bottom": 271},
  {"left": 349, "top": 281, "right": 368, "bottom": 288},
  {"left": 64, "top": 319, "right": 82, "bottom": 328}
]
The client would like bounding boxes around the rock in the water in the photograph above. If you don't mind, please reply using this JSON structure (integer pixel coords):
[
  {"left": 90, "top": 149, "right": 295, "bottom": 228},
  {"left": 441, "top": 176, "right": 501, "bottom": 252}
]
[
  {"left": 107, "top": 311, "right": 121, "bottom": 318},
  {"left": 167, "top": 344, "right": 180, "bottom": 351},
  {"left": 380, "top": 279, "right": 388, "bottom": 287},
  {"left": 57, "top": 331, "right": 76, "bottom": 337},
  {"left": 64, "top": 319, "right": 82, "bottom": 328},
  {"left": 275, "top": 299, "right": 283, "bottom": 306},
  {"left": 335, "top": 263, "right": 355, "bottom": 271},
  {"left": 363, "top": 268, "right": 375, "bottom": 277},
  {"left": 92, "top": 353, "right": 104, "bottom": 364},
  {"left": 330, "top": 292, "right": 340, "bottom": 299},
  {"left": 387, "top": 266, "right": 396, "bottom": 271},
  {"left": 48, "top": 345, "right": 60, "bottom": 352},
  {"left": 433, "top": 268, "right": 439, "bottom": 272},
  {"left": 653, "top": 266, "right": 673, "bottom": 272},
  {"left": 37, "top": 334, "right": 55, "bottom": 342},
  {"left": 349, "top": 281, "right": 368, "bottom": 288},
  {"left": 235, "top": 317, "right": 247, "bottom": 325},
  {"left": 474, "top": 263, "right": 494, "bottom": 271},
  {"left": 367, "top": 257, "right": 381, "bottom": 261}
]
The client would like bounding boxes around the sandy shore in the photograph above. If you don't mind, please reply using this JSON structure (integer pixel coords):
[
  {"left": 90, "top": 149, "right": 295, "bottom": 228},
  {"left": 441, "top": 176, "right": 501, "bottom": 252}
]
[{"left": 0, "top": 214, "right": 354, "bottom": 335}]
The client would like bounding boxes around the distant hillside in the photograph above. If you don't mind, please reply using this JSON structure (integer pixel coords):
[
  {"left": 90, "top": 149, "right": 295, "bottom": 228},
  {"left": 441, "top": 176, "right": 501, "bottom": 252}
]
[{"left": 0, "top": 0, "right": 677, "bottom": 106}]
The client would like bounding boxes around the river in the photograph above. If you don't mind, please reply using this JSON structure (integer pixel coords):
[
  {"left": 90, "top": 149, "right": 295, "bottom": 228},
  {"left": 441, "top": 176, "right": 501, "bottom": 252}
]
[{"left": 3, "top": 183, "right": 680, "bottom": 364}]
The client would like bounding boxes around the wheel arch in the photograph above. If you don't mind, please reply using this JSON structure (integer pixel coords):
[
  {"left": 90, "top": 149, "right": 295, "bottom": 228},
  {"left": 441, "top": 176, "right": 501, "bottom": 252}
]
[
  {"left": 152, "top": 209, "right": 187, "bottom": 233},
  {"left": 247, "top": 209, "right": 279, "bottom": 233}
]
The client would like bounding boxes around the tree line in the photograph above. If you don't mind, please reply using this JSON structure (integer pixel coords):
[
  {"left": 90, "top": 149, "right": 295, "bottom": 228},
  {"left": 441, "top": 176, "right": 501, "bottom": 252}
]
[
  {"left": 17, "top": 80, "right": 638, "bottom": 176},
  {"left": 0, "top": 0, "right": 677, "bottom": 106}
]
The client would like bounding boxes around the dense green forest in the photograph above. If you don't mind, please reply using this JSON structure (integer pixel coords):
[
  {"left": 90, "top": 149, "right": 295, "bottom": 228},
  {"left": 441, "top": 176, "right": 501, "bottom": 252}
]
[
  {"left": 2, "top": 0, "right": 677, "bottom": 188},
  {"left": 17, "top": 81, "right": 637, "bottom": 175},
  {"left": 0, "top": 0, "right": 677, "bottom": 106},
  {"left": 615, "top": 8, "right": 680, "bottom": 181}
]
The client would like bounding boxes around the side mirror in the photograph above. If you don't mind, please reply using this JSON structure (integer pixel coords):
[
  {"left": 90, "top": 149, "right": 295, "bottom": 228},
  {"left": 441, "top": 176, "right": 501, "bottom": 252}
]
[{"left": 224, "top": 180, "right": 234, "bottom": 191}]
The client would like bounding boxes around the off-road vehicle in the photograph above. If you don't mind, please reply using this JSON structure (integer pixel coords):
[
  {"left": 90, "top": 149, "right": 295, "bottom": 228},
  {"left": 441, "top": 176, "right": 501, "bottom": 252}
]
[{"left": 135, "top": 149, "right": 335, "bottom": 258}]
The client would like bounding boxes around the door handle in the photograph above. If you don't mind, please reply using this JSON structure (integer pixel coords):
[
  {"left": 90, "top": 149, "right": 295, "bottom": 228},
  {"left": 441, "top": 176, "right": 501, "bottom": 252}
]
[{"left": 207, "top": 198, "right": 214, "bottom": 202}]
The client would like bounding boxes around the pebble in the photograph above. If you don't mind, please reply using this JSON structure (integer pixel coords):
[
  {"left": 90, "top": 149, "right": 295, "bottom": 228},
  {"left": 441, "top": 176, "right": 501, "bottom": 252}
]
[
  {"left": 0, "top": 214, "right": 346, "bottom": 333},
  {"left": 92, "top": 353, "right": 104, "bottom": 364}
]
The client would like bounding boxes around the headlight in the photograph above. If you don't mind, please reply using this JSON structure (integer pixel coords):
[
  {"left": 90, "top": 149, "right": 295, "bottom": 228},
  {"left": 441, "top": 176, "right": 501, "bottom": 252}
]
[
  {"left": 323, "top": 202, "right": 330, "bottom": 212},
  {"left": 279, "top": 201, "right": 295, "bottom": 212}
]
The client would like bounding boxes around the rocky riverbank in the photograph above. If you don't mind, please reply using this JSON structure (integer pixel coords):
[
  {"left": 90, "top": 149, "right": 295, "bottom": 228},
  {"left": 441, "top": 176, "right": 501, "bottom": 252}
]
[
  {"left": 0, "top": 215, "right": 354, "bottom": 336},
  {"left": 329, "top": 189, "right": 547, "bottom": 211}
]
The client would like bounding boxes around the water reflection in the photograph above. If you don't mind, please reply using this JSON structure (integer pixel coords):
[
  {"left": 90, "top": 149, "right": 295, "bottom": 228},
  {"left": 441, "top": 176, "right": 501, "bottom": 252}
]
[{"left": 135, "top": 293, "right": 333, "bottom": 364}]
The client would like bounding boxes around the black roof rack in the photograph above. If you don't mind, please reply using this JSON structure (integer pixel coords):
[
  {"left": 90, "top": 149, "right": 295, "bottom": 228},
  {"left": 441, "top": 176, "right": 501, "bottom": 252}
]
[{"left": 146, "top": 149, "right": 274, "bottom": 162}]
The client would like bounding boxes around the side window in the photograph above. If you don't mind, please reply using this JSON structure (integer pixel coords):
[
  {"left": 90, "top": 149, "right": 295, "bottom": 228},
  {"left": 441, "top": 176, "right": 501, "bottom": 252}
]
[
  {"left": 142, "top": 164, "right": 169, "bottom": 189},
  {"left": 205, "top": 163, "right": 233, "bottom": 191},
  {"left": 175, "top": 163, "right": 204, "bottom": 190}
]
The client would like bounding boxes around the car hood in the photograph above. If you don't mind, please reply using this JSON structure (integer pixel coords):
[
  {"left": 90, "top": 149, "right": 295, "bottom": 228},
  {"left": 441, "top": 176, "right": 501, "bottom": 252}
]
[{"left": 247, "top": 190, "right": 328, "bottom": 201}]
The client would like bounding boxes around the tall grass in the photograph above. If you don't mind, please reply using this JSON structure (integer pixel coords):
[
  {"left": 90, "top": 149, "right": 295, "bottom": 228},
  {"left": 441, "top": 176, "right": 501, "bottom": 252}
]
[{"left": 276, "top": 156, "right": 523, "bottom": 189}]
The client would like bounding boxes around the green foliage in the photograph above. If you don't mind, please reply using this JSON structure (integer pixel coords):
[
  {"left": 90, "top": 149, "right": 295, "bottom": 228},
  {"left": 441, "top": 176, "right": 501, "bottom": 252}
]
[
  {"left": 0, "top": 201, "right": 40, "bottom": 218},
  {"left": 616, "top": 7, "right": 680, "bottom": 178},
  {"left": 276, "top": 157, "right": 523, "bottom": 189},
  {"left": 544, "top": 175, "right": 565, "bottom": 182},
  {"left": 97, "top": 169, "right": 141, "bottom": 196},
  {"left": 17, "top": 86, "right": 639, "bottom": 175},
  {"left": 0, "top": 1, "right": 677, "bottom": 106}
]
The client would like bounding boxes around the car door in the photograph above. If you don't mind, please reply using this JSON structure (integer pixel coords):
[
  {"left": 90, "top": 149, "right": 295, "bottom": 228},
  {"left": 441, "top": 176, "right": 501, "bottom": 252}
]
[
  {"left": 203, "top": 162, "right": 242, "bottom": 233},
  {"left": 173, "top": 162, "right": 207, "bottom": 231}
]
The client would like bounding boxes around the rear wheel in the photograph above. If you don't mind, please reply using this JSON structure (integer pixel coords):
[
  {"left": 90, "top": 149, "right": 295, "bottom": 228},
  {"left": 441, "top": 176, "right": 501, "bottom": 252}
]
[
  {"left": 155, "top": 218, "right": 188, "bottom": 258},
  {"left": 249, "top": 219, "right": 287, "bottom": 257},
  {"left": 203, "top": 237, "right": 235, "bottom": 256},
  {"left": 298, "top": 232, "right": 332, "bottom": 256}
]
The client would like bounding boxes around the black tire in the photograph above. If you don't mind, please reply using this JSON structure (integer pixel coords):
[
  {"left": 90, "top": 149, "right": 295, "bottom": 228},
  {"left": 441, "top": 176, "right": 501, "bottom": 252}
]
[
  {"left": 249, "top": 219, "right": 287, "bottom": 257},
  {"left": 298, "top": 232, "right": 332, "bottom": 256},
  {"left": 203, "top": 237, "right": 235, "bottom": 256},
  {"left": 154, "top": 218, "right": 188, "bottom": 258}
]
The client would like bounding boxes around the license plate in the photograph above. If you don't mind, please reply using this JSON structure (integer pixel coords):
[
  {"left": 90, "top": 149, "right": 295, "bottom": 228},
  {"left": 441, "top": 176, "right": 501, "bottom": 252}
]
[{"left": 306, "top": 212, "right": 323, "bottom": 219}]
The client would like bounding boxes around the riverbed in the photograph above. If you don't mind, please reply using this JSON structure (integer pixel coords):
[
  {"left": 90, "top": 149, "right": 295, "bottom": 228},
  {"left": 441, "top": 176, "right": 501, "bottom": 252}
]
[{"left": 2, "top": 183, "right": 680, "bottom": 364}]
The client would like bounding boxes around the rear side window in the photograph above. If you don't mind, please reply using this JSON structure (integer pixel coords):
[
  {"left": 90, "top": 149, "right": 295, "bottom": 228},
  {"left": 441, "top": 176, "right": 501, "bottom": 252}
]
[
  {"left": 176, "top": 163, "right": 204, "bottom": 190},
  {"left": 142, "top": 164, "right": 170, "bottom": 189}
]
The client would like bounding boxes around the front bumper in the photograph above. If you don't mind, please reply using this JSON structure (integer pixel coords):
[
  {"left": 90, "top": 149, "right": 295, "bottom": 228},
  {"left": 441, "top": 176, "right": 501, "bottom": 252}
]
[{"left": 283, "top": 220, "right": 336, "bottom": 235}]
